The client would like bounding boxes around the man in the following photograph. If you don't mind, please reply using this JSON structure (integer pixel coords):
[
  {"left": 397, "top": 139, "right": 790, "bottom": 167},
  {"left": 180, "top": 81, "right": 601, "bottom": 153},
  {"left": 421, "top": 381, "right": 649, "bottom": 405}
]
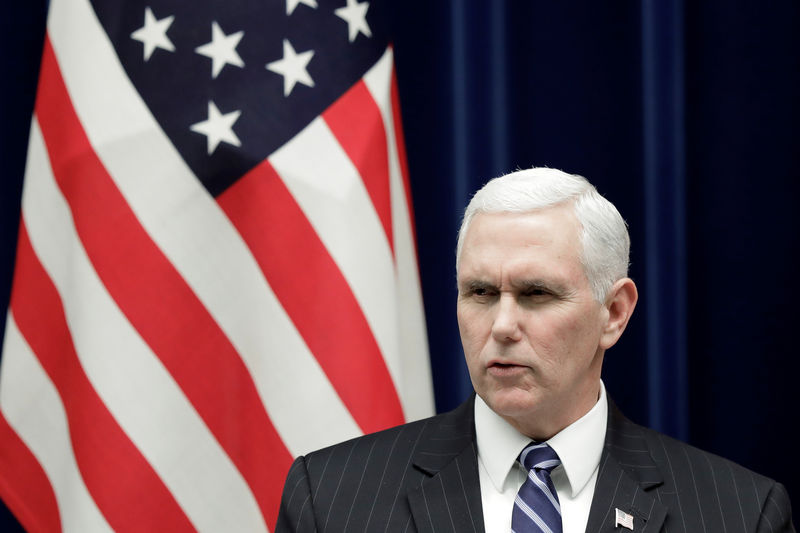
[{"left": 276, "top": 167, "right": 794, "bottom": 532}]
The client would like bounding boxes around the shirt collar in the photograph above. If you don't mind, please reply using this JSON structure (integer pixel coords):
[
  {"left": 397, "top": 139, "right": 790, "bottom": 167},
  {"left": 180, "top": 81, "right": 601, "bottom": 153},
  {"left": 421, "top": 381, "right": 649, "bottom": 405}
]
[{"left": 474, "top": 381, "right": 608, "bottom": 498}]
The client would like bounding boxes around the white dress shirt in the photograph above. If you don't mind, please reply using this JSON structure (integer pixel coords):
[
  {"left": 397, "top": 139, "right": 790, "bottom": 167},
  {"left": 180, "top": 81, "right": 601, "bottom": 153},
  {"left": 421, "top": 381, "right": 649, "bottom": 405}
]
[{"left": 474, "top": 381, "right": 608, "bottom": 533}]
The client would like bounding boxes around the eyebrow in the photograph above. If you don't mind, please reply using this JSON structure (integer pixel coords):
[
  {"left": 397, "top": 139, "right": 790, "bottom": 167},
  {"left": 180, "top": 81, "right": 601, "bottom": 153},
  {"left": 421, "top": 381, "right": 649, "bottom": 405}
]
[
  {"left": 457, "top": 277, "right": 569, "bottom": 295},
  {"left": 511, "top": 279, "right": 567, "bottom": 293},
  {"left": 457, "top": 279, "right": 496, "bottom": 292}
]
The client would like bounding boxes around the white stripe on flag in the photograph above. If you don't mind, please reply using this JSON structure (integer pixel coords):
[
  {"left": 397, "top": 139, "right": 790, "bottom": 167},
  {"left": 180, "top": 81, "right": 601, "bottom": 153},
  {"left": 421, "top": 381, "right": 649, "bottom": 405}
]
[
  {"left": 269, "top": 117, "right": 403, "bottom": 406},
  {"left": 363, "top": 49, "right": 435, "bottom": 420},
  {"left": 23, "top": 121, "right": 267, "bottom": 533},
  {"left": 0, "top": 314, "right": 113, "bottom": 533},
  {"left": 46, "top": 0, "right": 362, "bottom": 456}
]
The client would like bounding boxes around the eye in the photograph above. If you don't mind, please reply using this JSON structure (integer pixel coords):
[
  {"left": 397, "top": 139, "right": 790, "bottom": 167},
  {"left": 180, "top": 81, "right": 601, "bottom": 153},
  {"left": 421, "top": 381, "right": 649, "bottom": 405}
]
[
  {"left": 525, "top": 288, "right": 548, "bottom": 297},
  {"left": 471, "top": 287, "right": 495, "bottom": 299},
  {"left": 519, "top": 285, "right": 556, "bottom": 302},
  {"left": 459, "top": 282, "right": 497, "bottom": 300}
]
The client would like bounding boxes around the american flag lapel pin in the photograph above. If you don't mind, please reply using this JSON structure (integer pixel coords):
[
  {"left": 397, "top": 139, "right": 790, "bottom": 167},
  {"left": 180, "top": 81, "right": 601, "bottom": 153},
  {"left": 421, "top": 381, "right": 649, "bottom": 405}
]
[{"left": 615, "top": 508, "right": 634, "bottom": 530}]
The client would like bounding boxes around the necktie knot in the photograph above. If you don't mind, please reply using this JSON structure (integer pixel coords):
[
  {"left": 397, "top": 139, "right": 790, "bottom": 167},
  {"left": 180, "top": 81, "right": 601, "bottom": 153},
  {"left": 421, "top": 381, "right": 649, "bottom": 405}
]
[{"left": 519, "top": 442, "right": 561, "bottom": 474}]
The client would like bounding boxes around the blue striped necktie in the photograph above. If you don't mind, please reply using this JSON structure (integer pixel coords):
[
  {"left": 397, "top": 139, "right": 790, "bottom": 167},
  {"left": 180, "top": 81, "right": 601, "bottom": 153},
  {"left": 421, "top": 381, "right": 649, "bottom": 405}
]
[{"left": 511, "top": 442, "right": 562, "bottom": 533}]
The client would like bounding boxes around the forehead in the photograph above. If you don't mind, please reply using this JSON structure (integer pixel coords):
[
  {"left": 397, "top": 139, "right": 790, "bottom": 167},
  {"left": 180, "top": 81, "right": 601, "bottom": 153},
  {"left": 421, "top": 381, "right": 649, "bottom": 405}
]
[{"left": 458, "top": 207, "right": 584, "bottom": 280}]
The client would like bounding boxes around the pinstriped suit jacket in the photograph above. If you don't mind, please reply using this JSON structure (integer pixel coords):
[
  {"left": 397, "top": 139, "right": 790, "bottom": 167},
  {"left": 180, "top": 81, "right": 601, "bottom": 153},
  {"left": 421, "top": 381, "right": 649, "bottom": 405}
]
[{"left": 275, "top": 395, "right": 795, "bottom": 532}]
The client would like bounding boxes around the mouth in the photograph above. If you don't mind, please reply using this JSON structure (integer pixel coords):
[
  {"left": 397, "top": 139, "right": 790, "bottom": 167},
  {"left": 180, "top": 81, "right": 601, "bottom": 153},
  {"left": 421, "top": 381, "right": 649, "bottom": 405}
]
[{"left": 487, "top": 360, "right": 528, "bottom": 377}]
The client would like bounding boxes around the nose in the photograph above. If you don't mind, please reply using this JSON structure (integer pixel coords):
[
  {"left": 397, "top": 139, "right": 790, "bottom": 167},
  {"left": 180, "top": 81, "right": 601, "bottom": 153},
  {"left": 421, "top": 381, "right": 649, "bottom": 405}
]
[{"left": 491, "top": 293, "right": 522, "bottom": 343}]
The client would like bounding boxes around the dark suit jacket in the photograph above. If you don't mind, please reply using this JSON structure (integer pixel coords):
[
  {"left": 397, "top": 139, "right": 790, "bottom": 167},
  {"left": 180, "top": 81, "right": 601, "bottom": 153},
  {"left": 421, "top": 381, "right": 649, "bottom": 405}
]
[{"left": 276, "top": 395, "right": 794, "bottom": 532}]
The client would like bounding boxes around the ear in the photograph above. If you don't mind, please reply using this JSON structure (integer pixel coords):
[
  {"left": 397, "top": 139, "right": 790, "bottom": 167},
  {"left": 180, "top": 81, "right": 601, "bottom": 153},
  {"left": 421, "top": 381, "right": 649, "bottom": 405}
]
[{"left": 599, "top": 278, "right": 638, "bottom": 350}]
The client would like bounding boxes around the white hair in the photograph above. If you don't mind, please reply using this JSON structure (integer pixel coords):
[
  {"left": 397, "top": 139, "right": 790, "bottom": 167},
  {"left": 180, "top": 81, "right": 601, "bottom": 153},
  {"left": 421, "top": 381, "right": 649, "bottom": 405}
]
[{"left": 455, "top": 167, "right": 630, "bottom": 302}]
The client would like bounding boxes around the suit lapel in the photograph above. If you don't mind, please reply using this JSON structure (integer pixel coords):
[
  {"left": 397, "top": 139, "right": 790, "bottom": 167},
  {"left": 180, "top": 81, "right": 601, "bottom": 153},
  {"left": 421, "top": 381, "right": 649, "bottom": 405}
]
[
  {"left": 404, "top": 395, "right": 671, "bottom": 533},
  {"left": 407, "top": 396, "right": 485, "bottom": 533},
  {"left": 585, "top": 400, "right": 668, "bottom": 533}
]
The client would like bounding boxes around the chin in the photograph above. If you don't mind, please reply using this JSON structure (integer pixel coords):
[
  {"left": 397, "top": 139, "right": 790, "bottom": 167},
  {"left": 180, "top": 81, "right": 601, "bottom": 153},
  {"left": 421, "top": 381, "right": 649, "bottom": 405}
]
[{"left": 483, "top": 388, "right": 541, "bottom": 419}]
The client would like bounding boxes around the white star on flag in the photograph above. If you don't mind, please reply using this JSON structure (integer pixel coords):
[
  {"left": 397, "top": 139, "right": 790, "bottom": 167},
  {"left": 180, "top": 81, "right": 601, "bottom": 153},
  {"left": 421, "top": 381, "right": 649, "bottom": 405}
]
[
  {"left": 190, "top": 101, "right": 242, "bottom": 154},
  {"left": 195, "top": 21, "right": 245, "bottom": 79},
  {"left": 266, "top": 39, "right": 315, "bottom": 97},
  {"left": 334, "top": 0, "right": 371, "bottom": 42},
  {"left": 286, "top": 0, "right": 318, "bottom": 16},
  {"left": 130, "top": 7, "right": 175, "bottom": 61}
]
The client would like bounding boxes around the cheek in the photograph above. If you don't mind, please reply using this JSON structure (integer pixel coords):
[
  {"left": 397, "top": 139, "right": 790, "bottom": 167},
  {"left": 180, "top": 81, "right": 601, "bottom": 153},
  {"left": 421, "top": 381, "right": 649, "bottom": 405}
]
[
  {"left": 526, "top": 309, "right": 600, "bottom": 360},
  {"left": 457, "top": 305, "right": 490, "bottom": 357},
  {"left": 562, "top": 308, "right": 604, "bottom": 345}
]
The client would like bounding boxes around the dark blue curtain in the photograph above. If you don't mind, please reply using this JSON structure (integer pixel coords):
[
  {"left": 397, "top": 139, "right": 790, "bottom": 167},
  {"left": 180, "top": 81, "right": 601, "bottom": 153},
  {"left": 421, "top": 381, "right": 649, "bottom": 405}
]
[
  {"left": 2, "top": 1, "right": 798, "bottom": 528},
  {"left": 389, "top": 0, "right": 799, "bottom": 507}
]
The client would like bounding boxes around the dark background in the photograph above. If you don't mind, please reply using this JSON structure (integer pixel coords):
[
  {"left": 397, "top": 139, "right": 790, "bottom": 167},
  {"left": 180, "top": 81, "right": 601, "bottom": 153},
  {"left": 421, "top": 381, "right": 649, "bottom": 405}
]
[{"left": 2, "top": 0, "right": 798, "bottom": 528}]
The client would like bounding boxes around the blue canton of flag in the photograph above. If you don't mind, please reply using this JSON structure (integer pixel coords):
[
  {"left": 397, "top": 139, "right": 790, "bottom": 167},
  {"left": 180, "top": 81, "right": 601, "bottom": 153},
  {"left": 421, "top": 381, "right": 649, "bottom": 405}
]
[{"left": 108, "top": 0, "right": 389, "bottom": 195}]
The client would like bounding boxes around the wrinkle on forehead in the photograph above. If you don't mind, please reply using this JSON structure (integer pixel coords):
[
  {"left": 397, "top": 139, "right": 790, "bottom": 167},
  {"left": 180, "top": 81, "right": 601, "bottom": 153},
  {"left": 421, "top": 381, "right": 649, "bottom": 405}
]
[
  {"left": 458, "top": 209, "right": 585, "bottom": 277},
  {"left": 461, "top": 206, "right": 580, "bottom": 249}
]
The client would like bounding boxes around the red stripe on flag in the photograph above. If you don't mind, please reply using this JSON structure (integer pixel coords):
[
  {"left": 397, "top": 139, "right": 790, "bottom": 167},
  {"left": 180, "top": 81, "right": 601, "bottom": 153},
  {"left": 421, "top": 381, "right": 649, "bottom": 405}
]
[
  {"left": 0, "top": 410, "right": 62, "bottom": 533},
  {"left": 10, "top": 222, "right": 194, "bottom": 533},
  {"left": 323, "top": 81, "right": 394, "bottom": 254},
  {"left": 35, "top": 37, "right": 291, "bottom": 527},
  {"left": 390, "top": 66, "right": 419, "bottom": 247},
  {"left": 218, "top": 161, "right": 405, "bottom": 434}
]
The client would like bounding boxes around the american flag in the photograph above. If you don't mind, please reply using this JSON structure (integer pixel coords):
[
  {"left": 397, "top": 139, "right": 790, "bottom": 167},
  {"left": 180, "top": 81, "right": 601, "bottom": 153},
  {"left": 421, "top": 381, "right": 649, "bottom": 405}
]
[
  {"left": 615, "top": 508, "right": 635, "bottom": 530},
  {"left": 0, "top": 0, "right": 434, "bottom": 530}
]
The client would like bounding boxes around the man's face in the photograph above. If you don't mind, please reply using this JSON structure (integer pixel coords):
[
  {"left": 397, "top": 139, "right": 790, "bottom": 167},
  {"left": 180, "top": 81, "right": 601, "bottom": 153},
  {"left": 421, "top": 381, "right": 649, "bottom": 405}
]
[{"left": 456, "top": 206, "right": 609, "bottom": 439}]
